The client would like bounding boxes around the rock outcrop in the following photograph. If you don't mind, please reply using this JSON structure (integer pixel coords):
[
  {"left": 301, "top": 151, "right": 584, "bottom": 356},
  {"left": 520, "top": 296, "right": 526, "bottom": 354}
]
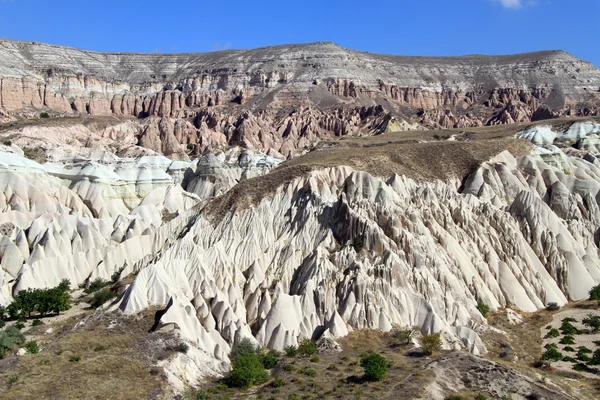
[{"left": 1, "top": 39, "right": 599, "bottom": 155}]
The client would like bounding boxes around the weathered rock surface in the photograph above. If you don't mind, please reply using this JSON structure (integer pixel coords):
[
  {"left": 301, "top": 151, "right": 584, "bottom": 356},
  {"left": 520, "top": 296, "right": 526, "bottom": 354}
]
[{"left": 1, "top": 39, "right": 599, "bottom": 155}]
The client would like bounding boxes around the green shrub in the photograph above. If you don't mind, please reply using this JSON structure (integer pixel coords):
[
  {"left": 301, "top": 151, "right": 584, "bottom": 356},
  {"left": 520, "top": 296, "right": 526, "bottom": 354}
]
[
  {"left": 445, "top": 396, "right": 463, "bottom": 400},
  {"left": 69, "top": 355, "right": 81, "bottom": 362},
  {"left": 2, "top": 139, "right": 11, "bottom": 146},
  {"left": 476, "top": 302, "right": 490, "bottom": 318},
  {"left": 0, "top": 320, "right": 4, "bottom": 329},
  {"left": 475, "top": 394, "right": 488, "bottom": 400},
  {"left": 0, "top": 326, "right": 25, "bottom": 358},
  {"left": 300, "top": 367, "right": 316, "bottom": 377},
  {"left": 176, "top": 342, "right": 189, "bottom": 354},
  {"left": 7, "top": 374, "right": 18, "bottom": 388},
  {"left": 541, "top": 345, "right": 563, "bottom": 362},
  {"left": 562, "top": 356, "right": 577, "bottom": 363},
  {"left": 360, "top": 353, "right": 388, "bottom": 382},
  {"left": 582, "top": 314, "right": 600, "bottom": 333},
  {"left": 563, "top": 346, "right": 575, "bottom": 352},
  {"left": 589, "top": 285, "right": 600, "bottom": 300},
  {"left": 560, "top": 320, "right": 579, "bottom": 335},
  {"left": 559, "top": 335, "right": 575, "bottom": 345},
  {"left": 544, "top": 328, "right": 560, "bottom": 339},
  {"left": 327, "top": 363, "right": 338, "bottom": 371},
  {"left": 94, "top": 345, "right": 106, "bottom": 352},
  {"left": 589, "top": 349, "right": 600, "bottom": 365},
  {"left": 283, "top": 363, "right": 295, "bottom": 372},
  {"left": 261, "top": 349, "right": 280, "bottom": 369},
  {"left": 576, "top": 348, "right": 591, "bottom": 362},
  {"left": 578, "top": 346, "right": 592, "bottom": 354},
  {"left": 284, "top": 345, "right": 298, "bottom": 357},
  {"left": 351, "top": 235, "right": 364, "bottom": 252},
  {"left": 228, "top": 352, "right": 268, "bottom": 388},
  {"left": 90, "top": 287, "right": 115, "bottom": 308},
  {"left": 14, "top": 322, "right": 25, "bottom": 330},
  {"left": 297, "top": 338, "right": 317, "bottom": 357},
  {"left": 230, "top": 338, "right": 260, "bottom": 361},
  {"left": 573, "top": 363, "right": 589, "bottom": 372},
  {"left": 310, "top": 355, "right": 320, "bottom": 363},
  {"left": 420, "top": 332, "right": 442, "bottom": 355},
  {"left": 392, "top": 328, "right": 415, "bottom": 344},
  {"left": 270, "top": 375, "right": 285, "bottom": 388},
  {"left": 31, "top": 319, "right": 43, "bottom": 327},
  {"left": 85, "top": 278, "right": 110, "bottom": 294},
  {"left": 25, "top": 340, "right": 39, "bottom": 354},
  {"left": 8, "top": 282, "right": 71, "bottom": 318},
  {"left": 39, "top": 112, "right": 50, "bottom": 118}
]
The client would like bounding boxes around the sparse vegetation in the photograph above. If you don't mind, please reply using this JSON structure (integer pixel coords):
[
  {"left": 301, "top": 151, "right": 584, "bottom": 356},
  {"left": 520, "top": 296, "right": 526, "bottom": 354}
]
[
  {"left": 360, "top": 353, "right": 388, "bottom": 381},
  {"left": 297, "top": 338, "right": 317, "bottom": 356},
  {"left": 25, "top": 340, "right": 39, "bottom": 354},
  {"left": 351, "top": 235, "right": 364, "bottom": 253},
  {"left": 476, "top": 302, "right": 490, "bottom": 318},
  {"left": 31, "top": 319, "right": 43, "bottom": 327},
  {"left": 176, "top": 342, "right": 189, "bottom": 354},
  {"left": 89, "top": 287, "right": 115, "bottom": 308},
  {"left": 589, "top": 284, "right": 600, "bottom": 300},
  {"left": 0, "top": 326, "right": 25, "bottom": 359},
  {"left": 228, "top": 352, "right": 268, "bottom": 388},
  {"left": 541, "top": 344, "right": 563, "bottom": 362},
  {"left": 69, "top": 355, "right": 81, "bottom": 362},
  {"left": 420, "top": 332, "right": 442, "bottom": 355},
  {"left": 309, "top": 355, "right": 320, "bottom": 363},
  {"left": 544, "top": 328, "right": 560, "bottom": 339},
  {"left": 582, "top": 314, "right": 600, "bottom": 333},
  {"left": 261, "top": 349, "right": 280, "bottom": 369},
  {"left": 85, "top": 278, "right": 111, "bottom": 294},
  {"left": 284, "top": 345, "right": 298, "bottom": 357},
  {"left": 559, "top": 335, "right": 575, "bottom": 345}
]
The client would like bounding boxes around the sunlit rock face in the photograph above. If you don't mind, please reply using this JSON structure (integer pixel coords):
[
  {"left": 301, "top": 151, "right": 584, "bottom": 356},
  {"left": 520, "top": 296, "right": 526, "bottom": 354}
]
[
  {"left": 1, "top": 119, "right": 600, "bottom": 386},
  {"left": 1, "top": 39, "right": 599, "bottom": 156}
]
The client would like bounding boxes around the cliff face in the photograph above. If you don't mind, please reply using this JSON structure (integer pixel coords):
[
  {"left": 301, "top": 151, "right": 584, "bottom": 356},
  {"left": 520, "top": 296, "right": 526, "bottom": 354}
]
[{"left": 1, "top": 39, "right": 599, "bottom": 155}]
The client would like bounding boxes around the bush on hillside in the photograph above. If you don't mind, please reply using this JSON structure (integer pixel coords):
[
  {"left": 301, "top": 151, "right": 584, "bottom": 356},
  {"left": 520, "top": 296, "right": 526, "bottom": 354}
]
[
  {"left": 589, "top": 285, "right": 600, "bottom": 300},
  {"left": 85, "top": 278, "right": 110, "bottom": 294},
  {"left": 420, "top": 332, "right": 442, "bottom": 355},
  {"left": 297, "top": 338, "right": 317, "bottom": 356},
  {"left": 476, "top": 302, "right": 490, "bottom": 318},
  {"left": 89, "top": 287, "right": 115, "bottom": 308},
  {"left": 582, "top": 314, "right": 600, "bottom": 333},
  {"left": 283, "top": 345, "right": 298, "bottom": 357},
  {"left": 228, "top": 352, "right": 268, "bottom": 388},
  {"left": 360, "top": 353, "right": 388, "bottom": 381},
  {"left": 0, "top": 326, "right": 25, "bottom": 358}
]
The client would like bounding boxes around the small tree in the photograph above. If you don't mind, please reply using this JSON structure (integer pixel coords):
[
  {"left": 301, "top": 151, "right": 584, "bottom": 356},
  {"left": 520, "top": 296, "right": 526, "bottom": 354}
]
[
  {"left": 360, "top": 353, "right": 388, "bottom": 381},
  {"left": 261, "top": 349, "right": 280, "bottom": 369},
  {"left": 544, "top": 328, "right": 560, "bottom": 339},
  {"left": 229, "top": 338, "right": 260, "bottom": 362},
  {"left": 89, "top": 287, "right": 114, "bottom": 309},
  {"left": 559, "top": 335, "right": 575, "bottom": 345},
  {"left": 283, "top": 345, "right": 298, "bottom": 357},
  {"left": 420, "top": 333, "right": 442, "bottom": 355},
  {"left": 589, "top": 285, "right": 600, "bottom": 300},
  {"left": 582, "top": 314, "right": 600, "bottom": 333},
  {"left": 476, "top": 302, "right": 490, "bottom": 318},
  {"left": 228, "top": 353, "right": 268, "bottom": 388},
  {"left": 541, "top": 344, "right": 563, "bottom": 362},
  {"left": 25, "top": 340, "right": 39, "bottom": 354},
  {"left": 297, "top": 338, "right": 317, "bottom": 356}
]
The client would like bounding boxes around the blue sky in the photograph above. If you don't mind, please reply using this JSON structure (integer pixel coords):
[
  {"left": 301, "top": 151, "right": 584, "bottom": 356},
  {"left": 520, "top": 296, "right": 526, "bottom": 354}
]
[{"left": 0, "top": 0, "right": 598, "bottom": 66}]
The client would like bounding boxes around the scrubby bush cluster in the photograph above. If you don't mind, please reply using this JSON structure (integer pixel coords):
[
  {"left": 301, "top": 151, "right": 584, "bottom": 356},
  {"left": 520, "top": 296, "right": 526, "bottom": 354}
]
[
  {"left": 590, "top": 284, "right": 600, "bottom": 300},
  {"left": 476, "top": 302, "right": 490, "bottom": 318},
  {"left": 227, "top": 338, "right": 284, "bottom": 388},
  {"left": 5, "top": 279, "right": 71, "bottom": 319},
  {"left": 0, "top": 326, "right": 25, "bottom": 358},
  {"left": 360, "top": 353, "right": 388, "bottom": 381},
  {"left": 420, "top": 332, "right": 442, "bottom": 355}
]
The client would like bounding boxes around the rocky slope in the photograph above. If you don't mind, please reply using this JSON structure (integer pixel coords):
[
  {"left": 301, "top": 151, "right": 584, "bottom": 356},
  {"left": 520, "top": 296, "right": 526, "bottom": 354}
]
[
  {"left": 2, "top": 116, "right": 600, "bottom": 393},
  {"left": 1, "top": 39, "right": 599, "bottom": 156}
]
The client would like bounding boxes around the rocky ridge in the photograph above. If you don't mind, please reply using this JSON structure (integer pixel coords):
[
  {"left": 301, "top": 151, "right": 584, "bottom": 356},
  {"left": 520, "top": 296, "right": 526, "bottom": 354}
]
[
  {"left": 2, "top": 116, "right": 600, "bottom": 391},
  {"left": 1, "top": 39, "right": 599, "bottom": 156}
]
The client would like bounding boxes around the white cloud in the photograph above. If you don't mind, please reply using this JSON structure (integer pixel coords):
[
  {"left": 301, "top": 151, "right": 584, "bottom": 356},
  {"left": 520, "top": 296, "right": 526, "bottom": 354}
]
[{"left": 495, "top": 0, "right": 523, "bottom": 8}]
